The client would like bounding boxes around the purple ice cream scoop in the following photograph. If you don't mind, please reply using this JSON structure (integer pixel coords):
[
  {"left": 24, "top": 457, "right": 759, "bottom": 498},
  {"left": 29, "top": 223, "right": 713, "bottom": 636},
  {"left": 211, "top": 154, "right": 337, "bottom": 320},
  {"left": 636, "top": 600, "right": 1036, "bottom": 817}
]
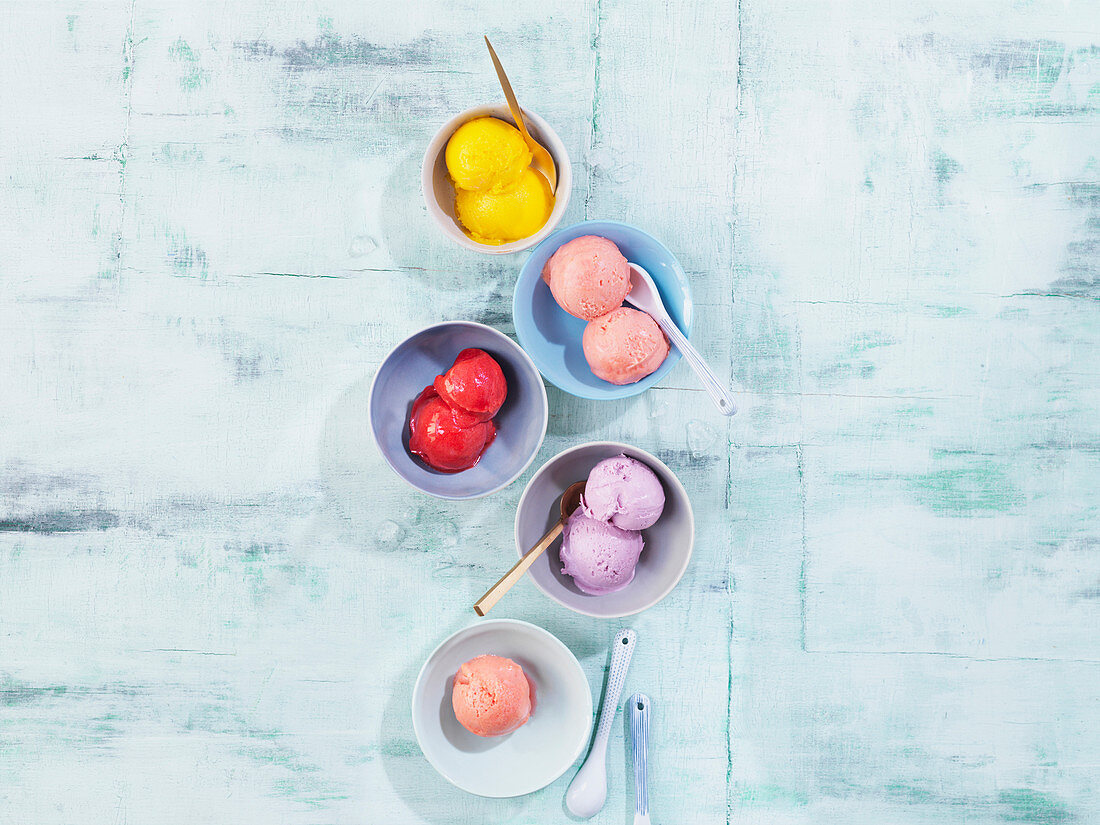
[
  {"left": 559, "top": 511, "right": 644, "bottom": 595},
  {"left": 581, "top": 455, "right": 666, "bottom": 531}
]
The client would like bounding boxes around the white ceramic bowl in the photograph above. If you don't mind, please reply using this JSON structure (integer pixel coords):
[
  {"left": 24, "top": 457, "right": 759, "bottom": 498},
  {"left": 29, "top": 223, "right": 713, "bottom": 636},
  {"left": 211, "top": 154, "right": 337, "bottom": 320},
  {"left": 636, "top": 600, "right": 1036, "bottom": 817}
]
[
  {"left": 515, "top": 442, "right": 695, "bottom": 618},
  {"left": 411, "top": 619, "right": 592, "bottom": 797},
  {"left": 421, "top": 104, "right": 572, "bottom": 255}
]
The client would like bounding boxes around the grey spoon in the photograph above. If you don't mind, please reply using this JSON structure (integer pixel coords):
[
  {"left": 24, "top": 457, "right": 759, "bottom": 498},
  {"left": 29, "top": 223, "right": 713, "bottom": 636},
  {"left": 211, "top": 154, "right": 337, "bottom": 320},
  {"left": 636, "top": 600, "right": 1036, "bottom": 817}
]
[{"left": 625, "top": 262, "right": 737, "bottom": 416}]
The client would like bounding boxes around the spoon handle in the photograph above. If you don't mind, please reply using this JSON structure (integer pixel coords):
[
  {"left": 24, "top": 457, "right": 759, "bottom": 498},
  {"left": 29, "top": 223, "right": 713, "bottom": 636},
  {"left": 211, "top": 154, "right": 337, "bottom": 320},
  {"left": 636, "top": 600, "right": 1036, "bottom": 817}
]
[
  {"left": 592, "top": 629, "right": 637, "bottom": 749},
  {"left": 629, "top": 693, "right": 651, "bottom": 822},
  {"left": 484, "top": 37, "right": 532, "bottom": 142},
  {"left": 658, "top": 314, "right": 737, "bottom": 416},
  {"left": 473, "top": 520, "right": 563, "bottom": 616},
  {"left": 483, "top": 37, "right": 557, "bottom": 194}
]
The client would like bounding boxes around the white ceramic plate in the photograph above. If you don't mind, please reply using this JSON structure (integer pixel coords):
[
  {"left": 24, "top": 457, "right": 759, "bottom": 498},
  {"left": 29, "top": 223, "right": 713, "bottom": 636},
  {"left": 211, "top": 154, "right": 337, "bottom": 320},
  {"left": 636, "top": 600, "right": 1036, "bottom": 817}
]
[{"left": 411, "top": 619, "right": 592, "bottom": 797}]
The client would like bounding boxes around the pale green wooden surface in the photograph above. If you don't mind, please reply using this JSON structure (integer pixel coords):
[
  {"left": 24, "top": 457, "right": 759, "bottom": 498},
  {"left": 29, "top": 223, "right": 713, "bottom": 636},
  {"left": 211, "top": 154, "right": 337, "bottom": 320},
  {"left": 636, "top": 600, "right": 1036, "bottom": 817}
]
[{"left": 2, "top": 1, "right": 1098, "bottom": 822}]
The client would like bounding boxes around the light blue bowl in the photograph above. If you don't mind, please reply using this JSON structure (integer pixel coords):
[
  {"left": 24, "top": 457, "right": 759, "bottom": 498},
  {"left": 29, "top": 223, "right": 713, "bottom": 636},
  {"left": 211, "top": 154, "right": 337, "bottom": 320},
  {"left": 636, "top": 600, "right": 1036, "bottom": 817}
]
[
  {"left": 369, "top": 322, "right": 548, "bottom": 500},
  {"left": 513, "top": 220, "right": 693, "bottom": 400}
]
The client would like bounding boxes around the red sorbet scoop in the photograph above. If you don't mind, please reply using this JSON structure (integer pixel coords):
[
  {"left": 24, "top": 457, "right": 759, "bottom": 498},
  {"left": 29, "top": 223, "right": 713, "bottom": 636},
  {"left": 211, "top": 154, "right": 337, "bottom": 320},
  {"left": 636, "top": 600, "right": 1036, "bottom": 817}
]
[
  {"left": 409, "top": 386, "right": 496, "bottom": 473},
  {"left": 433, "top": 348, "right": 507, "bottom": 422}
]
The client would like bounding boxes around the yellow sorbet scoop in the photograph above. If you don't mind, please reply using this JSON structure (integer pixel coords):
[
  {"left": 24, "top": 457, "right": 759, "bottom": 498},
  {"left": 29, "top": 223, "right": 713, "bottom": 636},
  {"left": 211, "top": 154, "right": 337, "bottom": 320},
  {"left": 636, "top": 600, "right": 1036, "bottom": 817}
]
[
  {"left": 445, "top": 117, "right": 532, "bottom": 193},
  {"left": 455, "top": 167, "right": 553, "bottom": 246}
]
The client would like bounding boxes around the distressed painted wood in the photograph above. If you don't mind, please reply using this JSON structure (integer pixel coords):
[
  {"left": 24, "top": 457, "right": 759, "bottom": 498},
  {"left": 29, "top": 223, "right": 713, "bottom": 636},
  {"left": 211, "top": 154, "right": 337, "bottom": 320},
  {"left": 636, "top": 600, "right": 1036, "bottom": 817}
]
[{"left": 1, "top": 0, "right": 1097, "bottom": 823}]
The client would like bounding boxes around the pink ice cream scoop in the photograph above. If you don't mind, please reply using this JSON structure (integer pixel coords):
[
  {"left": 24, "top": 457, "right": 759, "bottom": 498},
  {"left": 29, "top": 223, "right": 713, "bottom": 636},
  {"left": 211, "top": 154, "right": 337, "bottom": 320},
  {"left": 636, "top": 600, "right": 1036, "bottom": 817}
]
[
  {"left": 582, "top": 307, "right": 669, "bottom": 385},
  {"left": 559, "top": 511, "right": 645, "bottom": 595},
  {"left": 451, "top": 654, "right": 534, "bottom": 737},
  {"left": 541, "top": 235, "right": 632, "bottom": 321},
  {"left": 581, "top": 454, "right": 665, "bottom": 531}
]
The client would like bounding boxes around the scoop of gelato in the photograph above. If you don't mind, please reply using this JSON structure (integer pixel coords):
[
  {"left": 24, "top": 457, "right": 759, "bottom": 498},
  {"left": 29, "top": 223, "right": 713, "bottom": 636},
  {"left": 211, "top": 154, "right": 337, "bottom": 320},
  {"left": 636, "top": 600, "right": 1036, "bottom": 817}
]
[
  {"left": 408, "top": 386, "right": 496, "bottom": 473},
  {"left": 582, "top": 307, "right": 669, "bottom": 385},
  {"left": 455, "top": 167, "right": 553, "bottom": 246},
  {"left": 541, "top": 235, "right": 631, "bottom": 320},
  {"left": 433, "top": 348, "right": 507, "bottom": 422},
  {"left": 445, "top": 117, "right": 531, "bottom": 193},
  {"left": 452, "top": 654, "right": 533, "bottom": 737},
  {"left": 582, "top": 454, "right": 665, "bottom": 531},
  {"left": 559, "top": 510, "right": 645, "bottom": 595}
]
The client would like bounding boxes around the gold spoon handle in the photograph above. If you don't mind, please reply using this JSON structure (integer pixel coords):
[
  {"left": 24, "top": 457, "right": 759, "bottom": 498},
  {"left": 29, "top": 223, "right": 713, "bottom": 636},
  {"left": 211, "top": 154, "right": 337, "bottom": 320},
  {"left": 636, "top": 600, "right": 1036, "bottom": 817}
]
[
  {"left": 473, "top": 520, "right": 564, "bottom": 616},
  {"left": 484, "top": 35, "right": 558, "bottom": 194},
  {"left": 484, "top": 36, "right": 533, "bottom": 142}
]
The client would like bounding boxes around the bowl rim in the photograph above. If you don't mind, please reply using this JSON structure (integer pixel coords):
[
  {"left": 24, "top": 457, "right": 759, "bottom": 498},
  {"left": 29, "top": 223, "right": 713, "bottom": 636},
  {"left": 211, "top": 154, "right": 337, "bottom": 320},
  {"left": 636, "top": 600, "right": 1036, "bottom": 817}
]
[
  {"left": 421, "top": 103, "right": 573, "bottom": 255},
  {"left": 514, "top": 440, "right": 695, "bottom": 618},
  {"left": 410, "top": 617, "right": 593, "bottom": 798},
  {"left": 512, "top": 219, "right": 694, "bottom": 399},
  {"left": 367, "top": 320, "right": 549, "bottom": 501}
]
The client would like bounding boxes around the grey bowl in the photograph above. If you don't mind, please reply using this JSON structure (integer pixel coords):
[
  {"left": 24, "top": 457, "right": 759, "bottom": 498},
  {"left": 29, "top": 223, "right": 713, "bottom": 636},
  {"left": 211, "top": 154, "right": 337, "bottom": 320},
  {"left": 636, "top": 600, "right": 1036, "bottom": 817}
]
[
  {"left": 369, "top": 322, "right": 549, "bottom": 500},
  {"left": 515, "top": 442, "right": 694, "bottom": 617}
]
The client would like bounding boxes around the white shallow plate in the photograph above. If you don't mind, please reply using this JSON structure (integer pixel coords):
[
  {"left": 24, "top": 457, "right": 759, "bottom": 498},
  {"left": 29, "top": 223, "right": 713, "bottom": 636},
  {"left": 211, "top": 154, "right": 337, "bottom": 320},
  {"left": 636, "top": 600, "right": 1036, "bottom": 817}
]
[{"left": 411, "top": 619, "right": 592, "bottom": 797}]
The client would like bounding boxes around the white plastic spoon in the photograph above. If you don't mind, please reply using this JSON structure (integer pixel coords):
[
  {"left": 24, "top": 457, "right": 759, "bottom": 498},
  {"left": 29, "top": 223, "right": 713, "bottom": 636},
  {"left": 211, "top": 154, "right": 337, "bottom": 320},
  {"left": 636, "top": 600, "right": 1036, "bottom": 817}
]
[
  {"left": 565, "top": 628, "right": 637, "bottom": 818},
  {"left": 625, "top": 262, "right": 737, "bottom": 416}
]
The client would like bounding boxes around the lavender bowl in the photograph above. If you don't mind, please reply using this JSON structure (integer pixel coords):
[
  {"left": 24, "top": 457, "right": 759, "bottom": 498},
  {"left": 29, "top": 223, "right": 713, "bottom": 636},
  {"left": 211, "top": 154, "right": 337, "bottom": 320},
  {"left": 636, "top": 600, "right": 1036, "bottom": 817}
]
[{"left": 369, "top": 322, "right": 548, "bottom": 500}]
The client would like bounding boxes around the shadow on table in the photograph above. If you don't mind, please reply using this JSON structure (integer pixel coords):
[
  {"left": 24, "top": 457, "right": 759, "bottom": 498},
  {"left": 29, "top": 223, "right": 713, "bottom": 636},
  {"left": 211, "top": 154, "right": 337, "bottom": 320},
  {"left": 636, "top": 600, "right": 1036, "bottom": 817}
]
[
  {"left": 378, "top": 147, "right": 516, "bottom": 320},
  {"left": 544, "top": 383, "right": 645, "bottom": 441},
  {"left": 317, "top": 368, "right": 387, "bottom": 539}
]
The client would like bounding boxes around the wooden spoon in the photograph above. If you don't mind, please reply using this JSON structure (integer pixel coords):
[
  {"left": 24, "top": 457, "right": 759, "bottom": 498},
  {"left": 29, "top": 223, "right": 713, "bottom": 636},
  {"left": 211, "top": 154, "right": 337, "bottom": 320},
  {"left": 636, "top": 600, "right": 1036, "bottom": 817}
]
[
  {"left": 484, "top": 36, "right": 558, "bottom": 194},
  {"left": 473, "top": 481, "right": 585, "bottom": 616}
]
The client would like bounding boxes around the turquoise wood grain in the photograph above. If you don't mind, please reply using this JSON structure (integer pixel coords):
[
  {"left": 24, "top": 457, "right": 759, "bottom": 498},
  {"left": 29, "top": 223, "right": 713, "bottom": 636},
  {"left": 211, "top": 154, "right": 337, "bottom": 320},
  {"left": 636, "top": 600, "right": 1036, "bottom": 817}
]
[{"left": 0, "top": 0, "right": 1097, "bottom": 823}]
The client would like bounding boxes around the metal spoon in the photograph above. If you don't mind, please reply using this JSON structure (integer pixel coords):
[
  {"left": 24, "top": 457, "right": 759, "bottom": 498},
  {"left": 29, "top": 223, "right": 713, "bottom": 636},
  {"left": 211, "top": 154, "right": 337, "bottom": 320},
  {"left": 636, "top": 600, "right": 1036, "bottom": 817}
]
[
  {"left": 629, "top": 693, "right": 652, "bottom": 825},
  {"left": 473, "top": 481, "right": 585, "bottom": 616},
  {"left": 565, "top": 628, "right": 637, "bottom": 818},
  {"left": 625, "top": 262, "right": 737, "bottom": 416},
  {"left": 484, "top": 36, "right": 558, "bottom": 194}
]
